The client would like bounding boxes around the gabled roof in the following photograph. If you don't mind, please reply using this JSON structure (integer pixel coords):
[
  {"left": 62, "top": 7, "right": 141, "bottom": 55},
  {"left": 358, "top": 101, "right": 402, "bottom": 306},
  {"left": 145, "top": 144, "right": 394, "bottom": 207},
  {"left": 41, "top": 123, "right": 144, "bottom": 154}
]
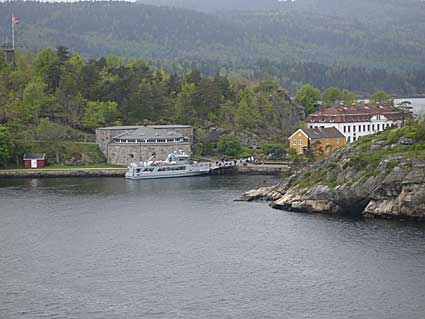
[
  {"left": 301, "top": 127, "right": 345, "bottom": 140},
  {"left": 23, "top": 153, "right": 47, "bottom": 160},
  {"left": 288, "top": 129, "right": 309, "bottom": 140}
]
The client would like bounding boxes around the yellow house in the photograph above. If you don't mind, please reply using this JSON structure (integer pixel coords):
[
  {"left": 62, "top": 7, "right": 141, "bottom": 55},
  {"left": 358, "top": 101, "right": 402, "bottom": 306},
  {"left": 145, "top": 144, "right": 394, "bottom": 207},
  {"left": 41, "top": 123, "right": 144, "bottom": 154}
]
[{"left": 288, "top": 127, "right": 346, "bottom": 156}]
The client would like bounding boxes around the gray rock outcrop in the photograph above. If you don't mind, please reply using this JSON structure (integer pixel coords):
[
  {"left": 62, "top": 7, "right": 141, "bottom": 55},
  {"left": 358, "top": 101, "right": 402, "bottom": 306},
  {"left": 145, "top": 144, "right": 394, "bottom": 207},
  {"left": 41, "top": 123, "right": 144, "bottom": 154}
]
[{"left": 239, "top": 133, "right": 425, "bottom": 221}]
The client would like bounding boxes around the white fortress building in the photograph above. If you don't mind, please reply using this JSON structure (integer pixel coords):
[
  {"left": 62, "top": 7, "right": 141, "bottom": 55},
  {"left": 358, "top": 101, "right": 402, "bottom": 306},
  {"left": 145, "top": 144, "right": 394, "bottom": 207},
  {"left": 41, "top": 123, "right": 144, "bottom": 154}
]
[{"left": 306, "top": 104, "right": 405, "bottom": 143}]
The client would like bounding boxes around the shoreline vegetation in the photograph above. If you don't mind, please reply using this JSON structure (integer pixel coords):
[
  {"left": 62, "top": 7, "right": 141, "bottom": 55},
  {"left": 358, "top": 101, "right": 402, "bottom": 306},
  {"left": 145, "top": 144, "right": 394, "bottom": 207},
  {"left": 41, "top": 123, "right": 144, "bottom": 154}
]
[{"left": 0, "top": 46, "right": 413, "bottom": 171}]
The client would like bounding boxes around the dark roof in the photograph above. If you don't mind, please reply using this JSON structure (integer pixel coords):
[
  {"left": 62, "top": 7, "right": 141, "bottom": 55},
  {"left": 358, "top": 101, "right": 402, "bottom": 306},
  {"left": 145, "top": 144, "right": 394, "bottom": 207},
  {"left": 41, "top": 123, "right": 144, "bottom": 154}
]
[
  {"left": 301, "top": 127, "right": 345, "bottom": 139},
  {"left": 113, "top": 127, "right": 184, "bottom": 140},
  {"left": 97, "top": 125, "right": 192, "bottom": 130},
  {"left": 306, "top": 104, "right": 405, "bottom": 123},
  {"left": 23, "top": 153, "right": 47, "bottom": 160}
]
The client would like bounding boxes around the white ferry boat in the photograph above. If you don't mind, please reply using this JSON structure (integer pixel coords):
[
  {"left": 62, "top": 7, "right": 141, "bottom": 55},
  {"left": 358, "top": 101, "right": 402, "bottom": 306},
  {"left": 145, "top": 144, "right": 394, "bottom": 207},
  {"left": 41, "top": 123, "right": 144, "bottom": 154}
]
[{"left": 125, "top": 151, "right": 211, "bottom": 180}]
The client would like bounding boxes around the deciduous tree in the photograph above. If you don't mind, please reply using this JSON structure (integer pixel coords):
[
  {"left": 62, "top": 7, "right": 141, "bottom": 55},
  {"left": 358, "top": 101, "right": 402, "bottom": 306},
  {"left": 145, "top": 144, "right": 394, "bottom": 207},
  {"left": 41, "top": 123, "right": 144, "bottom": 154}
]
[{"left": 295, "top": 84, "right": 321, "bottom": 114}]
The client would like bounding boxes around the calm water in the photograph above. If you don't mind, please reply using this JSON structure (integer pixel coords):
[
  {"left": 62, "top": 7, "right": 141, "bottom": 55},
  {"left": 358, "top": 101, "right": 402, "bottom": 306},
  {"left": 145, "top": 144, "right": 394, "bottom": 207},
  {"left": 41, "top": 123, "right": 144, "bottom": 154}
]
[
  {"left": 394, "top": 98, "right": 425, "bottom": 118},
  {"left": 1, "top": 176, "right": 425, "bottom": 319}
]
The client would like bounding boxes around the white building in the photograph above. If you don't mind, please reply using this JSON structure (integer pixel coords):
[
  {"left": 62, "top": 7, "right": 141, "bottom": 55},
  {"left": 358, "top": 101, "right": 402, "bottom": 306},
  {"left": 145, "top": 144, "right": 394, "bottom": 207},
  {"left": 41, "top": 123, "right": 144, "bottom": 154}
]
[{"left": 306, "top": 105, "right": 405, "bottom": 143}]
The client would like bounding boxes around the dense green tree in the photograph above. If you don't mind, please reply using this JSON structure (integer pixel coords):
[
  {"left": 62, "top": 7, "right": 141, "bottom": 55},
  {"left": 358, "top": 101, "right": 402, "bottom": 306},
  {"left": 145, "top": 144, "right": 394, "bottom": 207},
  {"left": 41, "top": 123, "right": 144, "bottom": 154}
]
[
  {"left": 0, "top": 125, "right": 12, "bottom": 167},
  {"left": 5, "top": 120, "right": 35, "bottom": 166},
  {"left": 82, "top": 101, "right": 121, "bottom": 129},
  {"left": 35, "top": 118, "right": 69, "bottom": 164},
  {"left": 184, "top": 69, "right": 202, "bottom": 86},
  {"left": 56, "top": 46, "right": 70, "bottom": 65},
  {"left": 340, "top": 89, "right": 356, "bottom": 105},
  {"left": 295, "top": 84, "right": 321, "bottom": 114},
  {"left": 235, "top": 88, "right": 259, "bottom": 131},
  {"left": 32, "top": 48, "right": 62, "bottom": 92},
  {"left": 175, "top": 83, "right": 198, "bottom": 125},
  {"left": 262, "top": 143, "right": 287, "bottom": 160},
  {"left": 217, "top": 134, "right": 242, "bottom": 157},
  {"left": 370, "top": 90, "right": 392, "bottom": 104},
  {"left": 322, "top": 87, "right": 341, "bottom": 107},
  {"left": 0, "top": 49, "right": 7, "bottom": 71},
  {"left": 22, "top": 78, "right": 49, "bottom": 123}
]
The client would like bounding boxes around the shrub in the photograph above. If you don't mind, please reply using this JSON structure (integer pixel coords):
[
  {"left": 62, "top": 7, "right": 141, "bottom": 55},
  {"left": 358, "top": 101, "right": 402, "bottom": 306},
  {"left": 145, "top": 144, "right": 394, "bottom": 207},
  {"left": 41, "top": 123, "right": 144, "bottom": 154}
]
[
  {"left": 217, "top": 134, "right": 242, "bottom": 157},
  {"left": 261, "top": 143, "right": 287, "bottom": 160}
]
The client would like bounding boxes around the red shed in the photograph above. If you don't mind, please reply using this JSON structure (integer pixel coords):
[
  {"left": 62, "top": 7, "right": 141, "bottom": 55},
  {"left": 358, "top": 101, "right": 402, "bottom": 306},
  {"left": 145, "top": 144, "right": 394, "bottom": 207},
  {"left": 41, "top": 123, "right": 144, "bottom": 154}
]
[{"left": 23, "top": 153, "right": 47, "bottom": 169}]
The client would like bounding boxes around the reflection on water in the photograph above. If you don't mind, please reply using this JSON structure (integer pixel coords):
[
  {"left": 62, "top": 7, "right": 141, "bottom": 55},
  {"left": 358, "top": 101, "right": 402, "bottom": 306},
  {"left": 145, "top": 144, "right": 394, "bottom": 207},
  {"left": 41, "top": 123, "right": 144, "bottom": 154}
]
[{"left": 1, "top": 176, "right": 425, "bottom": 319}]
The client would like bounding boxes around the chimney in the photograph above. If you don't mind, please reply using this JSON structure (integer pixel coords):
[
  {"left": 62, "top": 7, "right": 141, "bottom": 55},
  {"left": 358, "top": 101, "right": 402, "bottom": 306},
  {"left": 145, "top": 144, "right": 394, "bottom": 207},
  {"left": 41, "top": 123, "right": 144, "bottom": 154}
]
[{"left": 320, "top": 105, "right": 325, "bottom": 114}]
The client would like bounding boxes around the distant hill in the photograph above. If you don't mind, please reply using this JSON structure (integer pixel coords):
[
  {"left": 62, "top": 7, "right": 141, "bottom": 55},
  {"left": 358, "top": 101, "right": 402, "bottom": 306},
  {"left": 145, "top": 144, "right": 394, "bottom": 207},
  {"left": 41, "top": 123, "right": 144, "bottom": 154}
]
[
  {"left": 1, "top": 1, "right": 424, "bottom": 94},
  {"left": 136, "top": 0, "right": 284, "bottom": 12}
]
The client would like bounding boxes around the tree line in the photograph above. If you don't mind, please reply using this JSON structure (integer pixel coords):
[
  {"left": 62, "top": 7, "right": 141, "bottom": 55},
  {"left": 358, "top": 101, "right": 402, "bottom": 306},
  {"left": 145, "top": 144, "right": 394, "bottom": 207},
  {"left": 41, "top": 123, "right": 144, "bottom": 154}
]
[
  {"left": 294, "top": 84, "right": 393, "bottom": 115},
  {"left": 0, "top": 47, "right": 302, "bottom": 167},
  {"left": 1, "top": 1, "right": 425, "bottom": 95}
]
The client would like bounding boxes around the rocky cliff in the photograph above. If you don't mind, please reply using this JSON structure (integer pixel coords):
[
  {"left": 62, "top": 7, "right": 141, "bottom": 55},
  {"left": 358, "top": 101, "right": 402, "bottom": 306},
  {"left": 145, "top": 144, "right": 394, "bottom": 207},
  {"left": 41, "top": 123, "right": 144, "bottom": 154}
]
[{"left": 240, "top": 123, "right": 425, "bottom": 221}]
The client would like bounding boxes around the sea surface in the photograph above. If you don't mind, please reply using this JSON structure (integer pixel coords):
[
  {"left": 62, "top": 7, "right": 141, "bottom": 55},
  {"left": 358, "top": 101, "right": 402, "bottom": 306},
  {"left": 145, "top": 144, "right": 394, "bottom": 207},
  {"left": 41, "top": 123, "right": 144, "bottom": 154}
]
[
  {"left": 1, "top": 176, "right": 425, "bottom": 319},
  {"left": 394, "top": 98, "right": 425, "bottom": 118}
]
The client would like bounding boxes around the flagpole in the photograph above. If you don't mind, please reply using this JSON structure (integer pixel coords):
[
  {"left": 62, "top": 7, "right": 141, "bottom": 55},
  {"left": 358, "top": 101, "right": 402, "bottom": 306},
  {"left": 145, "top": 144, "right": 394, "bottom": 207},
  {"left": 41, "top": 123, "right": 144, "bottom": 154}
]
[{"left": 12, "top": 14, "right": 15, "bottom": 50}]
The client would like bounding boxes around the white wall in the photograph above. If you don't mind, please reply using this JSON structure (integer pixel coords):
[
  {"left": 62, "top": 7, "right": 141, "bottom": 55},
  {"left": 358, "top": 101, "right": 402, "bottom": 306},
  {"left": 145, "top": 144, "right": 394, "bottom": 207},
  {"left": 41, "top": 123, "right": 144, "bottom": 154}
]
[{"left": 308, "top": 115, "right": 401, "bottom": 143}]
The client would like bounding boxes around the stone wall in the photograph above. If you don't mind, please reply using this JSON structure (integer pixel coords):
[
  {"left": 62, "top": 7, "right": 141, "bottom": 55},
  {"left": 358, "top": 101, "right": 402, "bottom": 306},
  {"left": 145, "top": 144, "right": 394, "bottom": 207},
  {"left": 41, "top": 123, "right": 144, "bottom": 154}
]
[
  {"left": 96, "top": 128, "right": 132, "bottom": 156},
  {"left": 96, "top": 126, "right": 194, "bottom": 165},
  {"left": 107, "top": 142, "right": 191, "bottom": 165}
]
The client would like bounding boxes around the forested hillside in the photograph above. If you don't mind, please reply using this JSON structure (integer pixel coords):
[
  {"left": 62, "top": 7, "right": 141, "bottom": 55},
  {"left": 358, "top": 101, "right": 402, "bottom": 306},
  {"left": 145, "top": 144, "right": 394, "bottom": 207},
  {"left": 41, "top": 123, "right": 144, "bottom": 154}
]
[
  {"left": 0, "top": 1, "right": 424, "bottom": 95},
  {"left": 0, "top": 47, "right": 303, "bottom": 166}
]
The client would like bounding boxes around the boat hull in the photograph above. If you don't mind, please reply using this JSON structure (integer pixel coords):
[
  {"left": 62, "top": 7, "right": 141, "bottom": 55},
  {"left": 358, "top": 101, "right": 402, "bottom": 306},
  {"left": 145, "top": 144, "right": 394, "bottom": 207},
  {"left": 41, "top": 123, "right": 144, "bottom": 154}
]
[{"left": 125, "top": 170, "right": 210, "bottom": 180}]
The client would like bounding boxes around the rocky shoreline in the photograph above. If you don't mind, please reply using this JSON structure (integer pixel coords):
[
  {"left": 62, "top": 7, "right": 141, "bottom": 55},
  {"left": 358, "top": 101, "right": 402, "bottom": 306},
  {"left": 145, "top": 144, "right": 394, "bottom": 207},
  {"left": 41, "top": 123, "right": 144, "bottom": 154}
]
[{"left": 239, "top": 129, "right": 425, "bottom": 221}]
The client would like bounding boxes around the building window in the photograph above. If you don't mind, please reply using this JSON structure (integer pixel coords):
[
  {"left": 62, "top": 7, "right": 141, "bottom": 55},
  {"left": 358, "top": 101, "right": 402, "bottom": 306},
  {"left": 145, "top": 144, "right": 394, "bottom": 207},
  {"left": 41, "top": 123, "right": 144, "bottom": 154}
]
[
  {"left": 343, "top": 126, "right": 346, "bottom": 133},
  {"left": 359, "top": 125, "right": 361, "bottom": 132},
  {"left": 293, "top": 140, "right": 297, "bottom": 145},
  {"left": 299, "top": 139, "right": 303, "bottom": 145},
  {"left": 353, "top": 125, "right": 356, "bottom": 132},
  {"left": 347, "top": 136, "right": 351, "bottom": 142},
  {"left": 377, "top": 124, "right": 380, "bottom": 131},
  {"left": 326, "top": 138, "right": 330, "bottom": 145},
  {"left": 363, "top": 125, "right": 366, "bottom": 131},
  {"left": 348, "top": 126, "right": 351, "bottom": 133},
  {"left": 372, "top": 124, "right": 375, "bottom": 131},
  {"left": 336, "top": 138, "right": 340, "bottom": 144},
  {"left": 368, "top": 125, "right": 370, "bottom": 131},
  {"left": 353, "top": 137, "right": 356, "bottom": 141}
]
